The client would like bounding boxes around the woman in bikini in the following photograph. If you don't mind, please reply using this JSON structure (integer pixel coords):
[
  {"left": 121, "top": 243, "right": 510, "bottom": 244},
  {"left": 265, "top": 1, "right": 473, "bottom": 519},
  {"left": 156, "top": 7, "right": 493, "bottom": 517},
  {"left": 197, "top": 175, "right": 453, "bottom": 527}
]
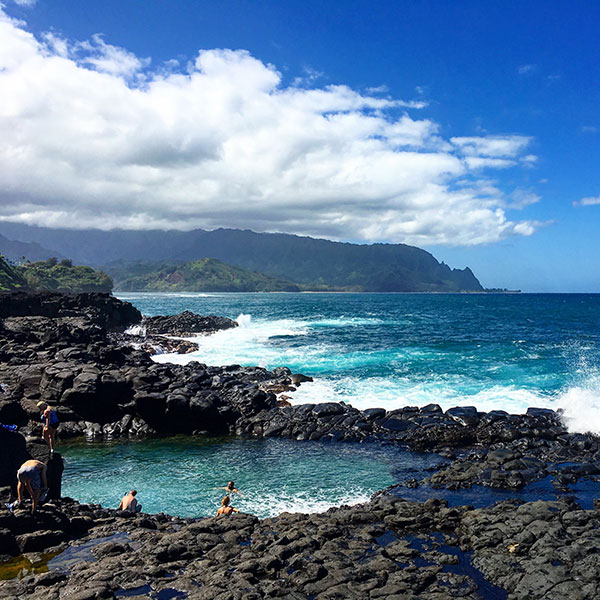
[
  {"left": 216, "top": 495, "right": 239, "bottom": 516},
  {"left": 38, "top": 401, "right": 59, "bottom": 455}
]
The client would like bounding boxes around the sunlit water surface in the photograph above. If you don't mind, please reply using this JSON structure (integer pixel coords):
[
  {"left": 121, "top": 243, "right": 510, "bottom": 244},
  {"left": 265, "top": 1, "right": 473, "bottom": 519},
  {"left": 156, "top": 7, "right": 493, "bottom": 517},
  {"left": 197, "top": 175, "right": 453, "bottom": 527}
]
[
  {"left": 61, "top": 437, "right": 444, "bottom": 519},
  {"left": 118, "top": 292, "right": 600, "bottom": 433}
]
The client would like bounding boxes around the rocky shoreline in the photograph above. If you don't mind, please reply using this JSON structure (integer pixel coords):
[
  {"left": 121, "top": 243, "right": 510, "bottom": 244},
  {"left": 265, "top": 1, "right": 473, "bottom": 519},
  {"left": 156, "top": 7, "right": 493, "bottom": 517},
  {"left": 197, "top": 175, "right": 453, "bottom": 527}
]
[
  {"left": 1, "top": 291, "right": 600, "bottom": 598},
  {"left": 1, "top": 478, "right": 599, "bottom": 599}
]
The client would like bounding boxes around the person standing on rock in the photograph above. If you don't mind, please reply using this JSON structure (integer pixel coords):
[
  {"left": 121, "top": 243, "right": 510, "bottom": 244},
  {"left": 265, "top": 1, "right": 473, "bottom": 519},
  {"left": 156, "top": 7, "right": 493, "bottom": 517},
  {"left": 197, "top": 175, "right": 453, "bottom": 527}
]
[
  {"left": 118, "top": 490, "right": 142, "bottom": 512},
  {"left": 37, "top": 401, "right": 59, "bottom": 455},
  {"left": 15, "top": 459, "right": 48, "bottom": 514},
  {"left": 216, "top": 495, "right": 239, "bottom": 516}
]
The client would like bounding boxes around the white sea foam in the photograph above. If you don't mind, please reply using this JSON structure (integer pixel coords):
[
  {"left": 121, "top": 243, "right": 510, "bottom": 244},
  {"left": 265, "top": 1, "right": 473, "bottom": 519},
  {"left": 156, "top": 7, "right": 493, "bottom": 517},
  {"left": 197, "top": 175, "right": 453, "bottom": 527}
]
[
  {"left": 555, "top": 367, "right": 600, "bottom": 434},
  {"left": 287, "top": 376, "right": 550, "bottom": 415},
  {"left": 239, "top": 487, "right": 372, "bottom": 519},
  {"left": 152, "top": 314, "right": 310, "bottom": 369},
  {"left": 150, "top": 312, "right": 600, "bottom": 433},
  {"left": 125, "top": 324, "right": 147, "bottom": 336}
]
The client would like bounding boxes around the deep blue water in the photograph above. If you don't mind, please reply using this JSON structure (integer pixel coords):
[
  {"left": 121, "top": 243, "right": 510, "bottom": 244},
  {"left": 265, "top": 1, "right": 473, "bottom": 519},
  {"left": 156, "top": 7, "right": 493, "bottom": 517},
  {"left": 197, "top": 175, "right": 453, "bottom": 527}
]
[{"left": 118, "top": 292, "right": 600, "bottom": 431}]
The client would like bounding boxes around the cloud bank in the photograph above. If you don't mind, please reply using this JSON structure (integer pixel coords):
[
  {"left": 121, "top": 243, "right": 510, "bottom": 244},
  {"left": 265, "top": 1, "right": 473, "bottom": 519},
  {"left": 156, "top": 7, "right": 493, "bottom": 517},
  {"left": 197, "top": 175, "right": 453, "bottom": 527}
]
[{"left": 0, "top": 9, "right": 540, "bottom": 245}]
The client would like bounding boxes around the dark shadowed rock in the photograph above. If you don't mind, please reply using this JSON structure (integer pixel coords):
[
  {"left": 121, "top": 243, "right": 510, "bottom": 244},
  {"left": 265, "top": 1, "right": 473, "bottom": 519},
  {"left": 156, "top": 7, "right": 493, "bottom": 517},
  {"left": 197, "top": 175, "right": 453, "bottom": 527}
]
[{"left": 143, "top": 311, "right": 237, "bottom": 336}]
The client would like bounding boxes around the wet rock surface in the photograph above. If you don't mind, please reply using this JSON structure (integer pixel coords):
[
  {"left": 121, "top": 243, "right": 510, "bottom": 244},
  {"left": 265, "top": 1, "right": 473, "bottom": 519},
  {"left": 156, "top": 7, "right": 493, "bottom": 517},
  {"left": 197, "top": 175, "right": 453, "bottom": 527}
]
[
  {"left": 0, "top": 492, "right": 599, "bottom": 599},
  {"left": 114, "top": 310, "right": 239, "bottom": 355}
]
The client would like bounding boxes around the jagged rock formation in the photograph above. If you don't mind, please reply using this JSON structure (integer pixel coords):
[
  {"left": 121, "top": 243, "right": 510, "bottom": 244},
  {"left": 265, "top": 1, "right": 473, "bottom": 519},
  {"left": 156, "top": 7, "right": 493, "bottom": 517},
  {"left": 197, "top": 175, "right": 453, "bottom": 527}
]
[{"left": 2, "top": 292, "right": 600, "bottom": 598}]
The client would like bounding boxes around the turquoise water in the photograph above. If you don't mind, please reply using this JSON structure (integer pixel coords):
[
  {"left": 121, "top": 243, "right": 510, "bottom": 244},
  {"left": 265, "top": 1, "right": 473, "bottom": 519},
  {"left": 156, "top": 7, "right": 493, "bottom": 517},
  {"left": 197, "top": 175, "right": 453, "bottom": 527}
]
[
  {"left": 118, "top": 292, "right": 600, "bottom": 433},
  {"left": 61, "top": 437, "right": 444, "bottom": 518},
  {"left": 60, "top": 293, "right": 600, "bottom": 517}
]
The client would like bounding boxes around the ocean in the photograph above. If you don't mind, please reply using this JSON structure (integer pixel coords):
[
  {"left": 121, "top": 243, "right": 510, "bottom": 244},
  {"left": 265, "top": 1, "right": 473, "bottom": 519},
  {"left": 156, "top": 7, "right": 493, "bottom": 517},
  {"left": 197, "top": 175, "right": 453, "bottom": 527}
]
[
  {"left": 60, "top": 292, "right": 600, "bottom": 517},
  {"left": 119, "top": 292, "right": 600, "bottom": 434}
]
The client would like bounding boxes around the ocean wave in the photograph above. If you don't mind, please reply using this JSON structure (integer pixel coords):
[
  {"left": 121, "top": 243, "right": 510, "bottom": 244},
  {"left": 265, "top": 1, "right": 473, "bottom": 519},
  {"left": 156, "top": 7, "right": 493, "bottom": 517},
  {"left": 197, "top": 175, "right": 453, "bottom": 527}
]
[
  {"left": 124, "top": 324, "right": 147, "bottom": 336},
  {"left": 148, "top": 311, "right": 600, "bottom": 433},
  {"left": 287, "top": 376, "right": 552, "bottom": 415}
]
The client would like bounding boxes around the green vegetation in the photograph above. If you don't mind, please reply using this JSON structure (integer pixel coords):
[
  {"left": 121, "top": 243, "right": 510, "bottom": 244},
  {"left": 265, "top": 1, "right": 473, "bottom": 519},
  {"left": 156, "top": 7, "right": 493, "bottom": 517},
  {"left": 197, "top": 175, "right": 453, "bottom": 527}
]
[
  {"left": 0, "top": 225, "right": 485, "bottom": 292},
  {"left": 114, "top": 258, "right": 300, "bottom": 292},
  {"left": 0, "top": 255, "right": 29, "bottom": 291},
  {"left": 16, "top": 258, "right": 113, "bottom": 293}
]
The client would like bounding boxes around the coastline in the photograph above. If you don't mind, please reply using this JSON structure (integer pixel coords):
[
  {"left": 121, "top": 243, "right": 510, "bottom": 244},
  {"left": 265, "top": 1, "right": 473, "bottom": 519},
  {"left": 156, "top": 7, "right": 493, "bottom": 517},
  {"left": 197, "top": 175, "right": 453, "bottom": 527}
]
[{"left": 1, "top": 291, "right": 600, "bottom": 599}]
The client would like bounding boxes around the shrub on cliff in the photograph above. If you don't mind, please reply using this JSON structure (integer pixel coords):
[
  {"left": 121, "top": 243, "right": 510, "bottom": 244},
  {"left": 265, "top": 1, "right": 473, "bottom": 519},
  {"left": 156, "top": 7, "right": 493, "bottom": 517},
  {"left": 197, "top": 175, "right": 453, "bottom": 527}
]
[
  {"left": 17, "top": 258, "right": 113, "bottom": 293},
  {"left": 0, "top": 255, "right": 29, "bottom": 290}
]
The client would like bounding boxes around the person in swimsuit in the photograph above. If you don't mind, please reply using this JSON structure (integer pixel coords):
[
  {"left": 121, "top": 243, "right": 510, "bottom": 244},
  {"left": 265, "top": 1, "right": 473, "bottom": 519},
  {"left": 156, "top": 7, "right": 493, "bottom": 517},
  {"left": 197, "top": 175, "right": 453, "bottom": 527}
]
[
  {"left": 16, "top": 460, "right": 48, "bottom": 513},
  {"left": 37, "top": 401, "right": 59, "bottom": 455},
  {"left": 118, "top": 490, "right": 142, "bottom": 512},
  {"left": 214, "top": 481, "right": 241, "bottom": 496},
  {"left": 216, "top": 495, "right": 239, "bottom": 516}
]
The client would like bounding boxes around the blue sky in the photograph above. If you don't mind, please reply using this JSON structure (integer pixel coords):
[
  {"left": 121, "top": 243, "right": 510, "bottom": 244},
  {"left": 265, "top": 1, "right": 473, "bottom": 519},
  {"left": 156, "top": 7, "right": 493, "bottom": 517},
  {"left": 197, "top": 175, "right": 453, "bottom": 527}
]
[{"left": 1, "top": 0, "right": 599, "bottom": 291}]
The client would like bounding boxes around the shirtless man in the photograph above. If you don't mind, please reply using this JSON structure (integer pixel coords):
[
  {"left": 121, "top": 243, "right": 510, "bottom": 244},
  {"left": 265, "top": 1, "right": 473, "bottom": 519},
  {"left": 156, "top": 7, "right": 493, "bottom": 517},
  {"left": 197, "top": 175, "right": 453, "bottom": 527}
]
[
  {"left": 216, "top": 495, "right": 239, "bottom": 516},
  {"left": 118, "top": 490, "right": 141, "bottom": 512},
  {"left": 215, "top": 481, "right": 242, "bottom": 496},
  {"left": 16, "top": 460, "right": 48, "bottom": 513}
]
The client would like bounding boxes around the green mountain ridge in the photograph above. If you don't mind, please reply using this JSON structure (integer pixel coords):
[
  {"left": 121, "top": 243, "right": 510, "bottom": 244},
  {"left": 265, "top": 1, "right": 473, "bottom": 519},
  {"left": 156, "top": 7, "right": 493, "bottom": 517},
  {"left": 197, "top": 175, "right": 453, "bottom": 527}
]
[
  {"left": 113, "top": 258, "right": 300, "bottom": 292},
  {"left": 0, "top": 224, "right": 484, "bottom": 292}
]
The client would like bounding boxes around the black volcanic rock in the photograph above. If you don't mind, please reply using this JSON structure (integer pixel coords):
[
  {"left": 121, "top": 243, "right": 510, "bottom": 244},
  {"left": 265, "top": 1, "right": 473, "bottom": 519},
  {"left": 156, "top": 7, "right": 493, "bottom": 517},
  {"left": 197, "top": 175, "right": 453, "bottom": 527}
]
[
  {"left": 1, "top": 493, "right": 599, "bottom": 599},
  {"left": 143, "top": 310, "right": 237, "bottom": 336},
  {"left": 2, "top": 292, "right": 600, "bottom": 598},
  {"left": 0, "top": 291, "right": 141, "bottom": 329}
]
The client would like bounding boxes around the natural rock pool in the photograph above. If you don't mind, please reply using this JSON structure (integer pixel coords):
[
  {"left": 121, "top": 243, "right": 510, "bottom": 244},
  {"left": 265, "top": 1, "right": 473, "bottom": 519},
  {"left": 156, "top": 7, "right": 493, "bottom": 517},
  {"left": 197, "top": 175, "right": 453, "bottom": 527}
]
[{"left": 60, "top": 437, "right": 446, "bottom": 519}]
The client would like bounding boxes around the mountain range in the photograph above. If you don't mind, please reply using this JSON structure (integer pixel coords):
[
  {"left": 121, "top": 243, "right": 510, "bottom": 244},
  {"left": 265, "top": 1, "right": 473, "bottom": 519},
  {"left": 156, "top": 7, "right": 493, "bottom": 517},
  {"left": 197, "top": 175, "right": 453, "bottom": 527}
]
[{"left": 0, "top": 223, "right": 483, "bottom": 292}]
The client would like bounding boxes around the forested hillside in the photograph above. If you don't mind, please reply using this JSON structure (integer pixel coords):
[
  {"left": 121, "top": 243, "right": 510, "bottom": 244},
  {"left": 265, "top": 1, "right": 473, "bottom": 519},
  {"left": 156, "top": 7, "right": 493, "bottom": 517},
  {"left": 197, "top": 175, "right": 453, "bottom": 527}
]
[
  {"left": 113, "top": 258, "right": 300, "bottom": 292},
  {"left": 0, "top": 224, "right": 483, "bottom": 292}
]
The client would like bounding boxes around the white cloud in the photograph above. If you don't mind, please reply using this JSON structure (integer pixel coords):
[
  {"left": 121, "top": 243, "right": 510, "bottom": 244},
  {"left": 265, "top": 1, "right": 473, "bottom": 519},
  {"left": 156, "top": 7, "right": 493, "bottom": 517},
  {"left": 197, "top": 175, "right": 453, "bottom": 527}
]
[
  {"left": 506, "top": 190, "right": 540, "bottom": 210},
  {"left": 521, "top": 154, "right": 538, "bottom": 167},
  {"left": 573, "top": 195, "right": 600, "bottom": 207},
  {"left": 75, "top": 34, "right": 150, "bottom": 77},
  {"left": 293, "top": 65, "right": 324, "bottom": 87},
  {"left": 366, "top": 84, "right": 388, "bottom": 94},
  {"left": 518, "top": 64, "right": 536, "bottom": 75},
  {"left": 11, "top": 0, "right": 36, "bottom": 6},
  {"left": 0, "top": 8, "right": 540, "bottom": 246},
  {"left": 451, "top": 135, "right": 532, "bottom": 158}
]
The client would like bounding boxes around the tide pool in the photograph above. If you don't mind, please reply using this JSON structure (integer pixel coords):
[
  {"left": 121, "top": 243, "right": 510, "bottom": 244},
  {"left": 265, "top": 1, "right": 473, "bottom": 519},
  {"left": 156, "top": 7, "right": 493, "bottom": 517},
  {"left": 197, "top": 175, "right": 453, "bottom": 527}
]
[{"left": 60, "top": 437, "right": 445, "bottom": 519}]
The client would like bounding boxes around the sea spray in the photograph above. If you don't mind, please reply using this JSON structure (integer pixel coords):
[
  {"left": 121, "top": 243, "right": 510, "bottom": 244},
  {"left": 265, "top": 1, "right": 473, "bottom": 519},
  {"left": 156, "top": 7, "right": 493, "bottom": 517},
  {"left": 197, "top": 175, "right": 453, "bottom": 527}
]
[
  {"left": 556, "top": 367, "right": 600, "bottom": 434},
  {"left": 124, "top": 324, "right": 147, "bottom": 336},
  {"left": 236, "top": 313, "right": 252, "bottom": 328}
]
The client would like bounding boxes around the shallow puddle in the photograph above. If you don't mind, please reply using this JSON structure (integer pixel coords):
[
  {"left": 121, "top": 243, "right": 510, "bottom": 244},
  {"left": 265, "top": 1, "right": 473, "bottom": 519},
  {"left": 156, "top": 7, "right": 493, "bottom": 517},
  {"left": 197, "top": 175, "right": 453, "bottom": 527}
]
[{"left": 0, "top": 531, "right": 130, "bottom": 581}]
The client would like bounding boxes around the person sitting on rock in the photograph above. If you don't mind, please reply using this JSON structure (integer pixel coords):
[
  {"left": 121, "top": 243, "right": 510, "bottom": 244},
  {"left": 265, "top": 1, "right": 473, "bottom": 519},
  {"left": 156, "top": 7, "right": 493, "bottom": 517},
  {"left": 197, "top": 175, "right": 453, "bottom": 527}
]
[
  {"left": 16, "top": 459, "right": 48, "bottom": 514},
  {"left": 37, "top": 401, "right": 59, "bottom": 455},
  {"left": 118, "top": 490, "right": 142, "bottom": 512},
  {"left": 215, "top": 481, "right": 241, "bottom": 496},
  {"left": 216, "top": 495, "right": 239, "bottom": 516}
]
